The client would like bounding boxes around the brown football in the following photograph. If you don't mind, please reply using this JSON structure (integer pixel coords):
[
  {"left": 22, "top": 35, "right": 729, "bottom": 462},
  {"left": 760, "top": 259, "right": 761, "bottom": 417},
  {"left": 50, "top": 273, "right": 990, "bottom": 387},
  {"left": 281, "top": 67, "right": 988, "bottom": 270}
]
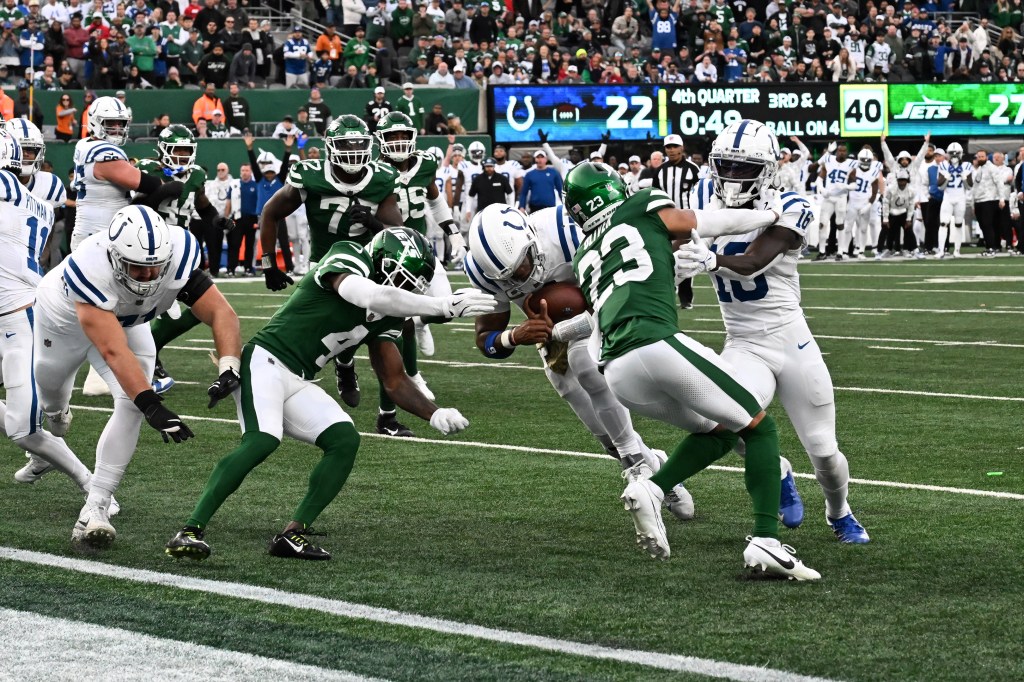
[{"left": 526, "top": 282, "right": 588, "bottom": 323}]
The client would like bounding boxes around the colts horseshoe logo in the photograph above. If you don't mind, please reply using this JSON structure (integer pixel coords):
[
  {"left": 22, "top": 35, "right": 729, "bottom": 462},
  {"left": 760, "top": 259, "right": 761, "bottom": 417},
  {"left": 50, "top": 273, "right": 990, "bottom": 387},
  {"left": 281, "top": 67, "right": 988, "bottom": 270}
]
[
  {"left": 506, "top": 96, "right": 535, "bottom": 132},
  {"left": 109, "top": 219, "right": 130, "bottom": 240}
]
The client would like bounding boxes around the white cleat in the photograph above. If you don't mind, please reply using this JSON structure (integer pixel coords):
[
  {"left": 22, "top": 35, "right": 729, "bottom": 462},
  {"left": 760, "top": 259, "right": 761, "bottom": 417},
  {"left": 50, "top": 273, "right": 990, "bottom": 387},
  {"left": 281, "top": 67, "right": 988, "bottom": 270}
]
[
  {"left": 72, "top": 501, "right": 116, "bottom": 550},
  {"left": 45, "top": 407, "right": 73, "bottom": 438},
  {"left": 410, "top": 372, "right": 435, "bottom": 400},
  {"left": 82, "top": 366, "right": 111, "bottom": 396},
  {"left": 620, "top": 467, "right": 670, "bottom": 560},
  {"left": 743, "top": 535, "right": 821, "bottom": 581},
  {"left": 415, "top": 319, "right": 435, "bottom": 357},
  {"left": 79, "top": 476, "right": 120, "bottom": 517},
  {"left": 13, "top": 456, "right": 54, "bottom": 484}
]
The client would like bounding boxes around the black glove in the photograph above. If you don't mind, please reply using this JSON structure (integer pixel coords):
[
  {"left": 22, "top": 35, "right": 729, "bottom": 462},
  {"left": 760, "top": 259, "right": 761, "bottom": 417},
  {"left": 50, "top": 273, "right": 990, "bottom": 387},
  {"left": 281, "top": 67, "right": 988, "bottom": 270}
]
[
  {"left": 134, "top": 389, "right": 195, "bottom": 444},
  {"left": 537, "top": 129, "right": 548, "bottom": 143},
  {"left": 262, "top": 256, "right": 293, "bottom": 291},
  {"left": 346, "top": 203, "right": 385, "bottom": 233},
  {"left": 213, "top": 215, "right": 236, "bottom": 234},
  {"left": 207, "top": 368, "right": 241, "bottom": 408},
  {"left": 131, "top": 180, "right": 184, "bottom": 209},
  {"left": 600, "top": 131, "right": 611, "bottom": 143}
]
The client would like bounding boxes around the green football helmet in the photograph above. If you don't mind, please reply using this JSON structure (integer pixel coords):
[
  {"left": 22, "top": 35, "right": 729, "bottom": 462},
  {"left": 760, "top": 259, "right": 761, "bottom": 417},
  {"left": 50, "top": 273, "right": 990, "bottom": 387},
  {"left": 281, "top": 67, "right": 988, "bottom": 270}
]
[
  {"left": 157, "top": 124, "right": 197, "bottom": 173},
  {"left": 563, "top": 161, "right": 629, "bottom": 233},
  {"left": 375, "top": 111, "right": 417, "bottom": 162},
  {"left": 325, "top": 114, "right": 373, "bottom": 175},
  {"left": 368, "top": 227, "right": 436, "bottom": 295}
]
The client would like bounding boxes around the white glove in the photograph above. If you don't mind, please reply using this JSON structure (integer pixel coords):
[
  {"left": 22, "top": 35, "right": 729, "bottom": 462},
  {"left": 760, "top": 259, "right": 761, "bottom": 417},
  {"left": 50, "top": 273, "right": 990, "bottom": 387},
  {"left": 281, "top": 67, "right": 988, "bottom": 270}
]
[
  {"left": 676, "top": 240, "right": 717, "bottom": 273},
  {"left": 429, "top": 407, "right": 468, "bottom": 435},
  {"left": 826, "top": 141, "right": 837, "bottom": 154},
  {"left": 938, "top": 169, "right": 951, "bottom": 183},
  {"left": 674, "top": 252, "right": 706, "bottom": 285},
  {"left": 448, "top": 232, "right": 468, "bottom": 266},
  {"left": 441, "top": 288, "right": 498, "bottom": 318}
]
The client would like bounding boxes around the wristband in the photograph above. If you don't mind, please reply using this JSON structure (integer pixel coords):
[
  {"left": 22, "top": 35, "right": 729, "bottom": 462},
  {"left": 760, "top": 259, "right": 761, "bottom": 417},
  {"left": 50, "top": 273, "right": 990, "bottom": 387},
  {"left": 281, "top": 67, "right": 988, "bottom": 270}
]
[
  {"left": 133, "top": 388, "right": 161, "bottom": 412},
  {"left": 261, "top": 255, "right": 276, "bottom": 270},
  {"left": 482, "top": 330, "right": 515, "bottom": 359},
  {"left": 218, "top": 355, "right": 241, "bottom": 375},
  {"left": 501, "top": 329, "right": 517, "bottom": 348},
  {"left": 440, "top": 220, "right": 459, "bottom": 236}
]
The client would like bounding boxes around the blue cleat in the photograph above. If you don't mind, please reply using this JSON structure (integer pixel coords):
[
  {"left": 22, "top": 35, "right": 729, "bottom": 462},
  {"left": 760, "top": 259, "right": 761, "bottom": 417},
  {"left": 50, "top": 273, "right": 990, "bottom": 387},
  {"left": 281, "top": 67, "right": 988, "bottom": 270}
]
[
  {"left": 779, "top": 471, "right": 804, "bottom": 528},
  {"left": 152, "top": 376, "right": 175, "bottom": 394},
  {"left": 827, "top": 513, "right": 870, "bottom": 544}
]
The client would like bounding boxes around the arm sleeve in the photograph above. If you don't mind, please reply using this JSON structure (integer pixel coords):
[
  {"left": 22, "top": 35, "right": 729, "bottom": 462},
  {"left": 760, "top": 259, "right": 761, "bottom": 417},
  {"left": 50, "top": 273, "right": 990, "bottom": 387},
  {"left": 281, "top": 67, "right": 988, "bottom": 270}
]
[
  {"left": 692, "top": 208, "right": 777, "bottom": 238},
  {"left": 518, "top": 173, "right": 530, "bottom": 208},
  {"left": 881, "top": 139, "right": 895, "bottom": 171},
  {"left": 336, "top": 274, "right": 447, "bottom": 318},
  {"left": 542, "top": 142, "right": 564, "bottom": 174}
]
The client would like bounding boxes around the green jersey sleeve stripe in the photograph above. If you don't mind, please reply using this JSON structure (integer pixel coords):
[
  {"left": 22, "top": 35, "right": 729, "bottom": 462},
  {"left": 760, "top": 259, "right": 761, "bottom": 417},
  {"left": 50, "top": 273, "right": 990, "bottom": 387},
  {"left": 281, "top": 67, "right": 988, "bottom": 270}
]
[
  {"left": 646, "top": 199, "right": 675, "bottom": 212},
  {"left": 313, "top": 253, "right": 372, "bottom": 289}
]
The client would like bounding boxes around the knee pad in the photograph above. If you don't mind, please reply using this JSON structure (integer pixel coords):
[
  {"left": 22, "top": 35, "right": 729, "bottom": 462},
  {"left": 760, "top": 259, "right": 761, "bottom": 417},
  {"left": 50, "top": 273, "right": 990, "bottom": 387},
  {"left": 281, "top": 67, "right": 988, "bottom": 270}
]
[{"left": 802, "top": 424, "right": 838, "bottom": 459}]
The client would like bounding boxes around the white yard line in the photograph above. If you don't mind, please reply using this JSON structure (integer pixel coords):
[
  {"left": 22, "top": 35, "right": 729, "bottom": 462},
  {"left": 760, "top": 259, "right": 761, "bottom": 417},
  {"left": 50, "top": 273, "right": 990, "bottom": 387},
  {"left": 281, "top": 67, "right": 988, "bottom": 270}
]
[
  {"left": 66, "top": 404, "right": 1024, "bottom": 500},
  {"left": 0, "top": 550, "right": 834, "bottom": 682},
  {"left": 867, "top": 346, "right": 923, "bottom": 352},
  {"left": 0, "top": 608, "right": 386, "bottom": 682}
]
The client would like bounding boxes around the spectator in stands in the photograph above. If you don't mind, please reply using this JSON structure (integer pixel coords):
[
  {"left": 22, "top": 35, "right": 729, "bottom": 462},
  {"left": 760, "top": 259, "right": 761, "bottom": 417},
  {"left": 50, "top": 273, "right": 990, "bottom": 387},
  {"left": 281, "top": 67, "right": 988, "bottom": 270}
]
[
  {"left": 830, "top": 47, "right": 857, "bottom": 81},
  {"left": 469, "top": 1, "right": 496, "bottom": 45},
  {"left": 343, "top": 25, "right": 370, "bottom": 71},
  {"left": 63, "top": 12, "right": 87, "bottom": 77},
  {"left": 194, "top": 0, "right": 223, "bottom": 35},
  {"left": 21, "top": 17, "right": 45, "bottom": 72},
  {"left": 199, "top": 40, "right": 230, "bottom": 87},
  {"left": 428, "top": 60, "right": 454, "bottom": 86},
  {"left": 223, "top": 81, "right": 249, "bottom": 131},
  {"left": 55, "top": 91, "right": 75, "bottom": 140},
  {"left": 451, "top": 62, "right": 477, "bottom": 89},
  {"left": 294, "top": 107, "right": 317, "bottom": 138},
  {"left": 220, "top": 16, "right": 245, "bottom": 57},
  {"left": 445, "top": 0, "right": 466, "bottom": 37},
  {"left": 162, "top": 65, "right": 182, "bottom": 88},
  {"left": 488, "top": 61, "right": 512, "bottom": 84},
  {"left": 223, "top": 0, "right": 247, "bottom": 28},
  {"left": 253, "top": 19, "right": 273, "bottom": 83},
  {"left": 391, "top": 0, "right": 414, "bottom": 49},
  {"left": 283, "top": 25, "right": 311, "bottom": 88},
  {"left": 229, "top": 41, "right": 255, "bottom": 87},
  {"left": 365, "top": 0, "right": 389, "bottom": 46},
  {"left": 87, "top": 35, "right": 114, "bottom": 88},
  {"left": 364, "top": 85, "right": 391, "bottom": 131},
  {"left": 272, "top": 113, "right": 297, "bottom": 139},
  {"left": 422, "top": 102, "right": 445, "bottom": 134},
  {"left": 413, "top": 2, "right": 435, "bottom": 40},
  {"left": 315, "top": 22, "right": 342, "bottom": 68},
  {"left": 126, "top": 21, "right": 156, "bottom": 81},
  {"left": 338, "top": 63, "right": 365, "bottom": 87},
  {"left": 181, "top": 25, "right": 204, "bottom": 84},
  {"left": 14, "top": 80, "right": 42, "bottom": 126},
  {"left": 151, "top": 113, "right": 170, "bottom": 136},
  {"left": 300, "top": 87, "right": 329, "bottom": 134},
  {"left": 192, "top": 81, "right": 223, "bottom": 125}
]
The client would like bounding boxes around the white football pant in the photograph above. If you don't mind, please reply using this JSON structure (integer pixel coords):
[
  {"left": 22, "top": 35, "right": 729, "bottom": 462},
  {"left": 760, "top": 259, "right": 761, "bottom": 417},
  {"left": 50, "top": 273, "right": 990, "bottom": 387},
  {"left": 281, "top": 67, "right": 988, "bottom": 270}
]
[
  {"left": 939, "top": 194, "right": 967, "bottom": 255},
  {"left": 818, "top": 194, "right": 847, "bottom": 251}
]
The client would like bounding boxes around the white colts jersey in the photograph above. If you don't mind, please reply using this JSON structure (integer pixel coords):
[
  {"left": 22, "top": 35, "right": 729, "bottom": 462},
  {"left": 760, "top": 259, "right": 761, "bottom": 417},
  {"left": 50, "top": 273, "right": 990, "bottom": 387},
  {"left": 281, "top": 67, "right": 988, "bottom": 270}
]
[
  {"left": 690, "top": 178, "right": 811, "bottom": 336},
  {"left": 822, "top": 155, "right": 857, "bottom": 198},
  {"left": 848, "top": 161, "right": 882, "bottom": 206},
  {"left": 72, "top": 138, "right": 132, "bottom": 240},
  {"left": 35, "top": 225, "right": 201, "bottom": 329},
  {"left": 463, "top": 204, "right": 581, "bottom": 313},
  {"left": 939, "top": 160, "right": 972, "bottom": 198},
  {"left": 26, "top": 171, "right": 68, "bottom": 208},
  {"left": 0, "top": 169, "right": 55, "bottom": 313},
  {"left": 493, "top": 159, "right": 522, "bottom": 187}
]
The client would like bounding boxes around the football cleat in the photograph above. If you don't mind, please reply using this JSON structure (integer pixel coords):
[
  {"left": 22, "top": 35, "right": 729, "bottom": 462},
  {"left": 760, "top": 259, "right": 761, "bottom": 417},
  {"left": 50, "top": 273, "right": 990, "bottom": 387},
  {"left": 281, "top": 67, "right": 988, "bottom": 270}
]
[
  {"left": 743, "top": 535, "right": 820, "bottom": 581},
  {"left": 410, "top": 372, "right": 435, "bottom": 401},
  {"left": 72, "top": 500, "right": 116, "bottom": 550},
  {"left": 45, "top": 406, "right": 73, "bottom": 437},
  {"left": 268, "top": 528, "right": 331, "bottom": 560},
  {"left": 621, "top": 460, "right": 653, "bottom": 485},
  {"left": 779, "top": 471, "right": 804, "bottom": 528},
  {"left": 82, "top": 365, "right": 111, "bottom": 396},
  {"left": 165, "top": 526, "right": 212, "bottom": 560},
  {"left": 620, "top": 470, "right": 670, "bottom": 560},
  {"left": 414, "top": 319, "right": 435, "bottom": 357},
  {"left": 334, "top": 358, "right": 360, "bottom": 408},
  {"left": 152, "top": 356, "right": 175, "bottom": 394},
  {"left": 13, "top": 456, "right": 54, "bottom": 484},
  {"left": 376, "top": 411, "right": 414, "bottom": 437},
  {"left": 827, "top": 513, "right": 870, "bottom": 544},
  {"left": 664, "top": 485, "right": 695, "bottom": 521}
]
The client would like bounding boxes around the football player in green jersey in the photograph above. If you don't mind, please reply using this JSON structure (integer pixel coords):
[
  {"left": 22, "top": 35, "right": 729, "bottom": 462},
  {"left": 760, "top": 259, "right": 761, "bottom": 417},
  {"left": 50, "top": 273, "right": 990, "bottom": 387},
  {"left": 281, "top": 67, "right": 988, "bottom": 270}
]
[
  {"left": 166, "top": 228, "right": 498, "bottom": 561},
  {"left": 139, "top": 125, "right": 236, "bottom": 394},
  {"left": 567, "top": 162, "right": 820, "bottom": 580}
]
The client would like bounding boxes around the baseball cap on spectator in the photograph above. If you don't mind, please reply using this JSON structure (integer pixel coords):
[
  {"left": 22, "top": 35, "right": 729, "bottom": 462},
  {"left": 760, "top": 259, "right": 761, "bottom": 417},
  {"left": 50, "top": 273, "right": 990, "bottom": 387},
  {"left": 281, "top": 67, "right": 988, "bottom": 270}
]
[
  {"left": 534, "top": 150, "right": 547, "bottom": 158},
  {"left": 446, "top": 112, "right": 457, "bottom": 119},
  {"left": 492, "top": 63, "right": 503, "bottom": 71},
  {"left": 453, "top": 64, "right": 464, "bottom": 72},
  {"left": 115, "top": 89, "right": 126, "bottom": 97},
  {"left": 590, "top": 151, "right": 603, "bottom": 160},
  {"left": 575, "top": 48, "right": 586, "bottom": 58},
  {"left": 618, "top": 163, "right": 628, "bottom": 170},
  {"left": 402, "top": 81, "right": 413, "bottom": 89},
  {"left": 934, "top": 147, "right": 946, "bottom": 156},
  {"left": 628, "top": 155, "right": 641, "bottom": 163},
  {"left": 28, "top": 0, "right": 38, "bottom": 5},
  {"left": 292, "top": 25, "right": 303, "bottom": 32},
  {"left": 515, "top": 15, "right": 524, "bottom": 22},
  {"left": 417, "top": 55, "right": 427, "bottom": 61},
  {"left": 525, "top": 47, "right": 535, "bottom": 53},
  {"left": 780, "top": 146, "right": 791, "bottom": 156},
  {"left": 567, "top": 65, "right": 577, "bottom": 72},
  {"left": 474, "top": 64, "right": 483, "bottom": 72},
  {"left": 782, "top": 35, "right": 791, "bottom": 42},
  {"left": 558, "top": 11, "right": 567, "bottom": 17},
  {"left": 374, "top": 86, "right": 385, "bottom": 94},
  {"left": 212, "top": 109, "right": 224, "bottom": 117},
  {"left": 483, "top": 157, "right": 495, "bottom": 167},
  {"left": 664, "top": 134, "right": 683, "bottom": 147},
  {"left": 528, "top": 19, "right": 538, "bottom": 27},
  {"left": 434, "top": 34, "right": 445, "bottom": 40}
]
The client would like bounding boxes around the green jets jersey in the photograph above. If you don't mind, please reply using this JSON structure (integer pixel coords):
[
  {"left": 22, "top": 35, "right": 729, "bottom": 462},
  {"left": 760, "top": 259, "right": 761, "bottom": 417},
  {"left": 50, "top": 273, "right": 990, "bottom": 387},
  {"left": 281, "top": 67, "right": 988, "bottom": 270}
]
[
  {"left": 391, "top": 151, "right": 437, "bottom": 235},
  {"left": 287, "top": 158, "right": 399, "bottom": 261},
  {"left": 251, "top": 241, "right": 403, "bottom": 379},
  {"left": 572, "top": 188, "right": 679, "bottom": 362},
  {"left": 136, "top": 158, "right": 207, "bottom": 228}
]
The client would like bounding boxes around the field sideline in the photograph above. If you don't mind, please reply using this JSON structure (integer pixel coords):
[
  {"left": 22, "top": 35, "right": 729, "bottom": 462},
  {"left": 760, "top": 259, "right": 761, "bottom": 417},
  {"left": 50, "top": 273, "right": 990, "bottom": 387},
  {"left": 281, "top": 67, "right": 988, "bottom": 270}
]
[{"left": 1, "top": 257, "right": 1022, "bottom": 681}]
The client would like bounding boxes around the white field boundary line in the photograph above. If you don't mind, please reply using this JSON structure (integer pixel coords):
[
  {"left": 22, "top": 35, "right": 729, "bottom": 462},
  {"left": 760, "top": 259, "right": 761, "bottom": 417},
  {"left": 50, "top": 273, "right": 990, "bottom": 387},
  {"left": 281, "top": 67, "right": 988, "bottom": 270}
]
[
  {"left": 67, "top": 404, "right": 1024, "bottom": 501},
  {"left": 0, "top": 550, "right": 836, "bottom": 682},
  {"left": 0, "top": 607, "right": 386, "bottom": 682},
  {"left": 867, "top": 346, "right": 923, "bottom": 352}
]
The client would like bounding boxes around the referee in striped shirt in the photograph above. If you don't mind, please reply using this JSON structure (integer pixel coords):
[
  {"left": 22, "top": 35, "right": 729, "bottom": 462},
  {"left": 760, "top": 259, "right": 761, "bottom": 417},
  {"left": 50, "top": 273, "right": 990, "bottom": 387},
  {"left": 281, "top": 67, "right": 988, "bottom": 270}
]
[{"left": 653, "top": 134, "right": 702, "bottom": 308}]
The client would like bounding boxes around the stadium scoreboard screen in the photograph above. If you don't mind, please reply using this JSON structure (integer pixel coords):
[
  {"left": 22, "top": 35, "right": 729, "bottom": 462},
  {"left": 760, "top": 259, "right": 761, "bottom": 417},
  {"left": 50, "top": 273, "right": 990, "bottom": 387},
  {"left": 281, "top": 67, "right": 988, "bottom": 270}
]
[{"left": 491, "top": 84, "right": 841, "bottom": 144}]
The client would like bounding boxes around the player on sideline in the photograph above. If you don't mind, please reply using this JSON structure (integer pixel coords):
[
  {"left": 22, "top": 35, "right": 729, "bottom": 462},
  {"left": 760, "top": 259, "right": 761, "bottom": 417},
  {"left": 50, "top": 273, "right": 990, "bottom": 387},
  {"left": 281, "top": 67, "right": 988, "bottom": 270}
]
[
  {"left": 33, "top": 205, "right": 242, "bottom": 549},
  {"left": 165, "top": 228, "right": 496, "bottom": 561},
  {"left": 816, "top": 143, "right": 857, "bottom": 261},
  {"left": 464, "top": 203, "right": 695, "bottom": 521},
  {"left": 4, "top": 118, "right": 68, "bottom": 209},
  {"left": 847, "top": 148, "right": 882, "bottom": 259},
  {"left": 881, "top": 133, "right": 930, "bottom": 257},
  {"left": 566, "top": 159, "right": 820, "bottom": 580},
  {"left": 680, "top": 120, "right": 869, "bottom": 544},
  {"left": 937, "top": 142, "right": 973, "bottom": 258}
]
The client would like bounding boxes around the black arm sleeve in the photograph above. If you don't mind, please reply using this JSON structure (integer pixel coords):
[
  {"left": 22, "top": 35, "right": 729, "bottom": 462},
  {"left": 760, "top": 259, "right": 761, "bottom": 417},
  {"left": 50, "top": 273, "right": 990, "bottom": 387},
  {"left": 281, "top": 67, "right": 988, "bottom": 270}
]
[
  {"left": 197, "top": 199, "right": 219, "bottom": 224},
  {"left": 176, "top": 268, "right": 215, "bottom": 306},
  {"left": 246, "top": 147, "right": 258, "bottom": 168},
  {"left": 131, "top": 180, "right": 184, "bottom": 209},
  {"left": 135, "top": 171, "right": 163, "bottom": 194}
]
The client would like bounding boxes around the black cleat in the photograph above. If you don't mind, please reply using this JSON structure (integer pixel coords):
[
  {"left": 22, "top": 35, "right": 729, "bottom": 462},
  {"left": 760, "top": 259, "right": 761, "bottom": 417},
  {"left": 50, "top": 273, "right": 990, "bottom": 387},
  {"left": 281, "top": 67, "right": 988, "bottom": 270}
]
[
  {"left": 334, "top": 358, "right": 360, "bottom": 408},
  {"left": 269, "top": 528, "right": 331, "bottom": 560},
  {"left": 165, "top": 526, "right": 211, "bottom": 560},
  {"left": 814, "top": 252, "right": 829, "bottom": 261},
  {"left": 376, "top": 411, "right": 414, "bottom": 437}
]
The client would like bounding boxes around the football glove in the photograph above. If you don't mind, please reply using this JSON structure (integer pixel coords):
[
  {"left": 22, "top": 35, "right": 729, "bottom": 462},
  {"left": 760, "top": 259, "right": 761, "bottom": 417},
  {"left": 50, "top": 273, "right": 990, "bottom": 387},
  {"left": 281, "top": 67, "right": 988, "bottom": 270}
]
[
  {"left": 207, "top": 368, "right": 241, "bottom": 408},
  {"left": 441, "top": 288, "right": 498, "bottom": 318},
  {"left": 429, "top": 407, "right": 468, "bottom": 435},
  {"left": 675, "top": 240, "right": 717, "bottom": 275},
  {"left": 213, "top": 215, "right": 235, "bottom": 234},
  {"left": 346, "top": 203, "right": 385, "bottom": 234},
  {"left": 543, "top": 339, "right": 569, "bottom": 375},
  {"left": 537, "top": 129, "right": 548, "bottom": 143},
  {"left": 262, "top": 256, "right": 293, "bottom": 291},
  {"left": 134, "top": 389, "right": 195, "bottom": 444},
  {"left": 448, "top": 232, "right": 468, "bottom": 266}
]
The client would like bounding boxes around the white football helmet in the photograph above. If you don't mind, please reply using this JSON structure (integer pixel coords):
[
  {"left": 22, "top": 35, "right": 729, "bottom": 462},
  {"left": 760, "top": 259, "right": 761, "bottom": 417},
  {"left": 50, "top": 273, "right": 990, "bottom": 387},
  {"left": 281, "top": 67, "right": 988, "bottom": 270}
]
[
  {"left": 468, "top": 140, "right": 486, "bottom": 164},
  {"left": 4, "top": 118, "right": 44, "bottom": 177},
  {"left": 946, "top": 141, "right": 963, "bottom": 163},
  {"left": 0, "top": 128, "right": 23, "bottom": 174},
  {"left": 467, "top": 203, "right": 546, "bottom": 299},
  {"left": 708, "top": 119, "right": 779, "bottom": 207},
  {"left": 895, "top": 168, "right": 911, "bottom": 182},
  {"left": 86, "top": 95, "right": 132, "bottom": 145},
  {"left": 857, "top": 148, "right": 874, "bottom": 170},
  {"left": 107, "top": 205, "right": 173, "bottom": 298},
  {"left": 426, "top": 146, "right": 443, "bottom": 163}
]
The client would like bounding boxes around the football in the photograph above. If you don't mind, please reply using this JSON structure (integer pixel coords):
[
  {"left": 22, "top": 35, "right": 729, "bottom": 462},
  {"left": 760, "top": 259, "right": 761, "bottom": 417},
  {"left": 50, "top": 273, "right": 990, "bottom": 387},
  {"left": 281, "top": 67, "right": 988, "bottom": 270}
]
[{"left": 526, "top": 282, "right": 588, "bottom": 322}]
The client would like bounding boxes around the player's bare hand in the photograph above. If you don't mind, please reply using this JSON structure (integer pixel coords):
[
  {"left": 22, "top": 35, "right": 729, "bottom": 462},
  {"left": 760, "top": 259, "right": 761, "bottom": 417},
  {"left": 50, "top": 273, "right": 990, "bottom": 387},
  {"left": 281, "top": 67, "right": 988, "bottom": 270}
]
[
  {"left": 524, "top": 296, "right": 554, "bottom": 327},
  {"left": 512, "top": 318, "right": 551, "bottom": 345},
  {"left": 284, "top": 134, "right": 296, "bottom": 147},
  {"left": 243, "top": 132, "right": 254, "bottom": 148}
]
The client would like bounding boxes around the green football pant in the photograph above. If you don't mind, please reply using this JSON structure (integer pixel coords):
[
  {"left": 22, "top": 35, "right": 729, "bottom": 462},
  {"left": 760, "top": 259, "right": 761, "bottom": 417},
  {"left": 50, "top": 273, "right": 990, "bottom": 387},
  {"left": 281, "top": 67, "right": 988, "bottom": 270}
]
[{"left": 150, "top": 308, "right": 202, "bottom": 353}]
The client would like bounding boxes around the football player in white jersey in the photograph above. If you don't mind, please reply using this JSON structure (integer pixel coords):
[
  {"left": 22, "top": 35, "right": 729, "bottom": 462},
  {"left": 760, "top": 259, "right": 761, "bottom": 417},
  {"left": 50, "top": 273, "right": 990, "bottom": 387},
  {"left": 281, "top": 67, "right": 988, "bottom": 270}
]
[
  {"left": 464, "top": 203, "right": 695, "bottom": 521},
  {"left": 32, "top": 205, "right": 242, "bottom": 549},
  {"left": 492, "top": 144, "right": 523, "bottom": 195},
  {"left": 881, "top": 133, "right": 930, "bottom": 255},
  {"left": 0, "top": 130, "right": 103, "bottom": 499},
  {"left": 4, "top": 118, "right": 67, "bottom": 209},
  {"left": 457, "top": 141, "right": 485, "bottom": 224},
  {"left": 816, "top": 143, "right": 858, "bottom": 260},
  {"left": 426, "top": 145, "right": 448, "bottom": 257},
  {"left": 679, "top": 120, "right": 869, "bottom": 544},
  {"left": 847, "top": 148, "right": 882, "bottom": 259},
  {"left": 937, "top": 141, "right": 974, "bottom": 258}
]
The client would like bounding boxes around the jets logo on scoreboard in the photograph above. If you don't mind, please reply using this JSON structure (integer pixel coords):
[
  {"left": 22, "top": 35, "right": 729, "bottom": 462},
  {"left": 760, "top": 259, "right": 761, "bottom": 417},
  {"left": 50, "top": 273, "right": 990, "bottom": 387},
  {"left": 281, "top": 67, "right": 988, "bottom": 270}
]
[{"left": 893, "top": 97, "right": 953, "bottom": 120}]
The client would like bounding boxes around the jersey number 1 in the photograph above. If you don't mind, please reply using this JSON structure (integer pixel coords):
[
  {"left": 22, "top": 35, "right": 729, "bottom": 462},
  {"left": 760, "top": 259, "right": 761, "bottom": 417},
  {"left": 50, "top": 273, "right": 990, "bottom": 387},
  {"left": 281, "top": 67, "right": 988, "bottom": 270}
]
[{"left": 710, "top": 242, "right": 768, "bottom": 303}]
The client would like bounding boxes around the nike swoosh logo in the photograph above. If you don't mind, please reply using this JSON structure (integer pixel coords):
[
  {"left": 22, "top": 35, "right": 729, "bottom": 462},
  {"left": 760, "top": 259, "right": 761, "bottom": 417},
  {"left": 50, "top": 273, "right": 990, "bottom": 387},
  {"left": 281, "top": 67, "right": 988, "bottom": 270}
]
[
  {"left": 753, "top": 542, "right": 795, "bottom": 569},
  {"left": 797, "top": 341, "right": 810, "bottom": 349},
  {"left": 4, "top": 332, "right": 14, "bottom": 338},
  {"left": 284, "top": 537, "right": 305, "bottom": 552}
]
